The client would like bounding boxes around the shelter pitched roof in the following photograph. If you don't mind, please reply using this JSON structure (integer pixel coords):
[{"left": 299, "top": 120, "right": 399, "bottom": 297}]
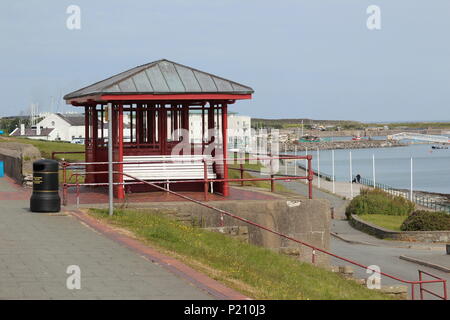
[{"left": 64, "top": 59, "right": 254, "bottom": 100}]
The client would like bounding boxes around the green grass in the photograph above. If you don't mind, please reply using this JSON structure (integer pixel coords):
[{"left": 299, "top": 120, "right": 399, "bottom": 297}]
[
  {"left": 358, "top": 214, "right": 407, "bottom": 231},
  {"left": 90, "top": 208, "right": 392, "bottom": 300},
  {"left": 228, "top": 162, "right": 292, "bottom": 193},
  {"left": 0, "top": 136, "right": 85, "bottom": 161}
]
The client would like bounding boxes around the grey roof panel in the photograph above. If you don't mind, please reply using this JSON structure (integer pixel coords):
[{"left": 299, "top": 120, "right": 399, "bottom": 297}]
[
  {"left": 193, "top": 71, "right": 218, "bottom": 92},
  {"left": 104, "top": 84, "right": 120, "bottom": 93},
  {"left": 157, "top": 61, "right": 186, "bottom": 92},
  {"left": 64, "top": 59, "right": 253, "bottom": 100},
  {"left": 132, "top": 71, "right": 153, "bottom": 92},
  {"left": 174, "top": 65, "right": 202, "bottom": 92},
  {"left": 213, "top": 77, "right": 234, "bottom": 92},
  {"left": 145, "top": 66, "right": 170, "bottom": 92},
  {"left": 118, "top": 77, "right": 137, "bottom": 92}
]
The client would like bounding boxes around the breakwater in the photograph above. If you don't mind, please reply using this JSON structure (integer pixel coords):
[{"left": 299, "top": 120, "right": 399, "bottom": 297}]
[{"left": 281, "top": 140, "right": 406, "bottom": 152}]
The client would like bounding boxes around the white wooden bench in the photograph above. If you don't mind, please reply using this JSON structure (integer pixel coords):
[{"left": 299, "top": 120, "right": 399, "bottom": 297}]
[{"left": 122, "top": 155, "right": 216, "bottom": 182}]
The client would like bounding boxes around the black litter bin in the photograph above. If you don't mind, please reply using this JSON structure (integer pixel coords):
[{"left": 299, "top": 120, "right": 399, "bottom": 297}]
[{"left": 30, "top": 159, "right": 61, "bottom": 212}]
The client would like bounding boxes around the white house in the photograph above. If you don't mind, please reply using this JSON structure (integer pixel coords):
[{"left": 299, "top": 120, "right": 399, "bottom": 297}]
[
  {"left": 32, "top": 113, "right": 86, "bottom": 142},
  {"left": 10, "top": 112, "right": 252, "bottom": 150},
  {"left": 187, "top": 112, "right": 252, "bottom": 151},
  {"left": 9, "top": 124, "right": 54, "bottom": 140}
]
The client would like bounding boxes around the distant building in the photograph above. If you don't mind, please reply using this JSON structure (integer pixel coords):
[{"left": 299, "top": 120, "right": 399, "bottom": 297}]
[
  {"left": 188, "top": 112, "right": 251, "bottom": 152},
  {"left": 9, "top": 124, "right": 54, "bottom": 140},
  {"left": 9, "top": 113, "right": 85, "bottom": 142},
  {"left": 35, "top": 113, "right": 86, "bottom": 142},
  {"left": 9, "top": 112, "right": 252, "bottom": 149}
]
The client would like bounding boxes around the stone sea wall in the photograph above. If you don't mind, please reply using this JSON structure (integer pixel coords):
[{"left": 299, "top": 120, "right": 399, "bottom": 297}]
[{"left": 281, "top": 139, "right": 406, "bottom": 152}]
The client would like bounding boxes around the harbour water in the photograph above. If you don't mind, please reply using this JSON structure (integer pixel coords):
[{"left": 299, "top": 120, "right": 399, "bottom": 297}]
[{"left": 295, "top": 141, "right": 450, "bottom": 195}]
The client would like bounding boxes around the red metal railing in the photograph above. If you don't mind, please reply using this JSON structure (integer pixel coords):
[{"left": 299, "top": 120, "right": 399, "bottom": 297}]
[
  {"left": 419, "top": 270, "right": 448, "bottom": 300},
  {"left": 60, "top": 155, "right": 315, "bottom": 203},
  {"left": 57, "top": 157, "right": 447, "bottom": 300},
  {"left": 114, "top": 172, "right": 450, "bottom": 300}
]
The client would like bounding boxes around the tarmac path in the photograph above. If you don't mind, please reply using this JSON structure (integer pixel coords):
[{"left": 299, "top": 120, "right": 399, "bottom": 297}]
[{"left": 0, "top": 177, "right": 213, "bottom": 299}]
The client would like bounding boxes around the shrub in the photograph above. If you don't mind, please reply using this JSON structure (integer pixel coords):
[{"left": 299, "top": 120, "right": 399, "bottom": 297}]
[
  {"left": 345, "top": 188, "right": 415, "bottom": 218},
  {"left": 400, "top": 210, "right": 450, "bottom": 231}
]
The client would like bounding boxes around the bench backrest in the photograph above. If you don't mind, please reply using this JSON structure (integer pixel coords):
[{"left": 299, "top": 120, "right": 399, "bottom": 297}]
[{"left": 122, "top": 155, "right": 216, "bottom": 181}]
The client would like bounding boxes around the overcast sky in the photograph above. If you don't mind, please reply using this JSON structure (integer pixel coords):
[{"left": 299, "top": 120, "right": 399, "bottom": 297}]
[{"left": 0, "top": 0, "right": 449, "bottom": 122}]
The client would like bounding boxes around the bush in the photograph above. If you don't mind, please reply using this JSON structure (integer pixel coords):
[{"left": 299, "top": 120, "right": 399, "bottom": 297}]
[
  {"left": 400, "top": 210, "right": 450, "bottom": 231},
  {"left": 345, "top": 188, "right": 415, "bottom": 218}
]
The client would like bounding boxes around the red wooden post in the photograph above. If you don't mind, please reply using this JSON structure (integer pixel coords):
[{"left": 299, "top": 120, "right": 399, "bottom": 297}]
[
  {"left": 92, "top": 107, "right": 98, "bottom": 182},
  {"left": 240, "top": 163, "right": 244, "bottom": 186},
  {"left": 117, "top": 104, "right": 125, "bottom": 199},
  {"left": 201, "top": 105, "right": 205, "bottom": 154},
  {"left": 221, "top": 103, "right": 229, "bottom": 196}
]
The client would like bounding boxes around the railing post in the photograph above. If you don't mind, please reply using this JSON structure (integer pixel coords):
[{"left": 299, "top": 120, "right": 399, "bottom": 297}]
[
  {"left": 419, "top": 271, "right": 424, "bottom": 300},
  {"left": 240, "top": 163, "right": 244, "bottom": 186},
  {"left": 307, "top": 155, "right": 313, "bottom": 199},
  {"left": 411, "top": 283, "right": 415, "bottom": 300},
  {"left": 444, "top": 280, "right": 448, "bottom": 300},
  {"left": 270, "top": 174, "right": 275, "bottom": 192}
]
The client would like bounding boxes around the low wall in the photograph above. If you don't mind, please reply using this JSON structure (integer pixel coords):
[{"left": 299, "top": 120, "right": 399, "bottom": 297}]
[
  {"left": 0, "top": 142, "right": 41, "bottom": 183},
  {"left": 130, "top": 198, "right": 331, "bottom": 266},
  {"left": 0, "top": 148, "right": 22, "bottom": 182},
  {"left": 349, "top": 214, "right": 450, "bottom": 243}
]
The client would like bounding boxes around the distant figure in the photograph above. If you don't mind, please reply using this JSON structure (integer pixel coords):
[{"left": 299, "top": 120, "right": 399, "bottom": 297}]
[{"left": 356, "top": 174, "right": 361, "bottom": 183}]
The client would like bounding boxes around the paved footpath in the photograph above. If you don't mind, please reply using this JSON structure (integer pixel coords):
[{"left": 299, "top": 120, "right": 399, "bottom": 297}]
[{"left": 0, "top": 177, "right": 213, "bottom": 299}]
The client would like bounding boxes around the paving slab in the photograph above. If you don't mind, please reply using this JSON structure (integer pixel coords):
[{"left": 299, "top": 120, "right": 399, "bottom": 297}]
[{"left": 0, "top": 177, "right": 217, "bottom": 299}]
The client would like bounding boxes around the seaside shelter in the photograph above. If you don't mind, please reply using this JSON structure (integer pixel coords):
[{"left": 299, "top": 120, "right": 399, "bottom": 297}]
[{"left": 64, "top": 59, "right": 254, "bottom": 199}]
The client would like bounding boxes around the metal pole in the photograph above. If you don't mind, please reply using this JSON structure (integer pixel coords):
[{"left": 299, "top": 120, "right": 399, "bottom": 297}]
[
  {"left": 317, "top": 147, "right": 320, "bottom": 188},
  {"left": 294, "top": 145, "right": 297, "bottom": 176},
  {"left": 372, "top": 154, "right": 376, "bottom": 188},
  {"left": 305, "top": 147, "right": 308, "bottom": 171},
  {"left": 108, "top": 103, "right": 113, "bottom": 216},
  {"left": 284, "top": 144, "right": 287, "bottom": 175},
  {"left": 332, "top": 149, "right": 335, "bottom": 194},
  {"left": 410, "top": 157, "right": 413, "bottom": 201},
  {"left": 350, "top": 151, "right": 353, "bottom": 198}
]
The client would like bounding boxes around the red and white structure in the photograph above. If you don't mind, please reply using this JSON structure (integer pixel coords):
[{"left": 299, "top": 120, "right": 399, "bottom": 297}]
[{"left": 64, "top": 59, "right": 253, "bottom": 199}]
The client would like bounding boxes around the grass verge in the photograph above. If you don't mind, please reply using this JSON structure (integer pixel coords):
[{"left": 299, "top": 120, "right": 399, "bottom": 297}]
[
  {"left": 89, "top": 208, "right": 392, "bottom": 300},
  {"left": 228, "top": 162, "right": 293, "bottom": 194},
  {"left": 0, "top": 136, "right": 84, "bottom": 161},
  {"left": 358, "top": 214, "right": 406, "bottom": 231}
]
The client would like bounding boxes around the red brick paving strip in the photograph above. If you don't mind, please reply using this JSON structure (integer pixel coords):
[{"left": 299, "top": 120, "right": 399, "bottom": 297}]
[{"left": 69, "top": 209, "right": 251, "bottom": 300}]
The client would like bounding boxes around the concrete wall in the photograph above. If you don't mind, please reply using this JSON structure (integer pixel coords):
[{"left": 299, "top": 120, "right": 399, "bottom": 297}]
[
  {"left": 0, "top": 148, "right": 22, "bottom": 182},
  {"left": 0, "top": 142, "right": 41, "bottom": 183},
  {"left": 132, "top": 198, "right": 331, "bottom": 266},
  {"left": 350, "top": 214, "right": 450, "bottom": 243}
]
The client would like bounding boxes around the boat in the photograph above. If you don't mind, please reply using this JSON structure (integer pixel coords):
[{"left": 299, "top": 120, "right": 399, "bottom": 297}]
[{"left": 299, "top": 135, "right": 321, "bottom": 143}]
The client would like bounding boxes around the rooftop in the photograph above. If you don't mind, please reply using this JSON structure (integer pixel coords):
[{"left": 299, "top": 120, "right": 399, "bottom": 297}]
[{"left": 64, "top": 59, "right": 254, "bottom": 101}]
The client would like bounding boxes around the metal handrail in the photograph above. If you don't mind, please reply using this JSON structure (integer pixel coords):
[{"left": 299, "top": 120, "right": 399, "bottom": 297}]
[{"left": 98, "top": 171, "right": 449, "bottom": 300}]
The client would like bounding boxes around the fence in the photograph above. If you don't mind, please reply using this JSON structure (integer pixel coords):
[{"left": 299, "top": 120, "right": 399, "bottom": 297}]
[
  {"left": 70, "top": 168, "right": 448, "bottom": 300},
  {"left": 357, "top": 176, "right": 450, "bottom": 213},
  {"left": 60, "top": 154, "right": 315, "bottom": 205},
  {"left": 293, "top": 157, "right": 450, "bottom": 214}
]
